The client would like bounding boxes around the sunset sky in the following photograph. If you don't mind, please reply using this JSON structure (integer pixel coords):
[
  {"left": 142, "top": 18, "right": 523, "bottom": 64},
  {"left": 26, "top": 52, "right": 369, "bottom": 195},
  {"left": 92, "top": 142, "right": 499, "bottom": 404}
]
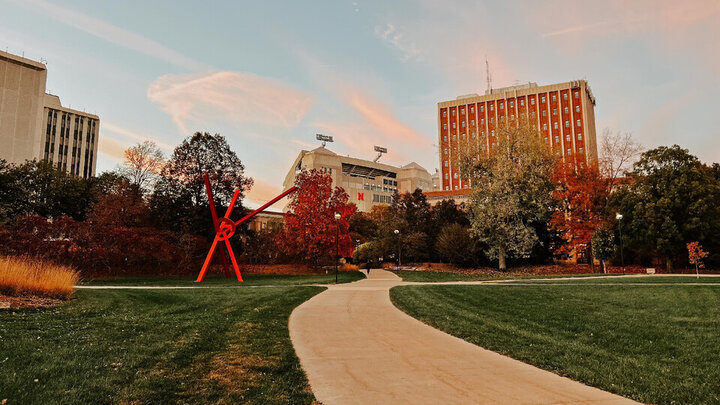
[{"left": 2, "top": 0, "right": 718, "bottom": 206}]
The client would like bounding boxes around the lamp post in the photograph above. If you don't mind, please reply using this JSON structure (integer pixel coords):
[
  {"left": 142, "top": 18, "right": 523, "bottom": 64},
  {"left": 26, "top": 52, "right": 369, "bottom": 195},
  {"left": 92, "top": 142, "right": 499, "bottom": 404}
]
[
  {"left": 334, "top": 212, "right": 341, "bottom": 284},
  {"left": 616, "top": 213, "right": 625, "bottom": 274},
  {"left": 394, "top": 229, "right": 401, "bottom": 269}
]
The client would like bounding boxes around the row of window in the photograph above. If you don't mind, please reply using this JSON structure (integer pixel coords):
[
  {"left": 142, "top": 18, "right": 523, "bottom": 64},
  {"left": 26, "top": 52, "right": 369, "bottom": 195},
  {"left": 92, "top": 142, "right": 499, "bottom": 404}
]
[
  {"left": 373, "top": 194, "right": 393, "bottom": 203},
  {"left": 442, "top": 109, "right": 582, "bottom": 131},
  {"left": 441, "top": 90, "right": 582, "bottom": 119}
]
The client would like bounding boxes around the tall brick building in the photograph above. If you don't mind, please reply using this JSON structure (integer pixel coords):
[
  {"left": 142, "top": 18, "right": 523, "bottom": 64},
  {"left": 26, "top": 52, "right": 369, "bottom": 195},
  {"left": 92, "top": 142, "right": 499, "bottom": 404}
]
[{"left": 436, "top": 80, "right": 597, "bottom": 192}]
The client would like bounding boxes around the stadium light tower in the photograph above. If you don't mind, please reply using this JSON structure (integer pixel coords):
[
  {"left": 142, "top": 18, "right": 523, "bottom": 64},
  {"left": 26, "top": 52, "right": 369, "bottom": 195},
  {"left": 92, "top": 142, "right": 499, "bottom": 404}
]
[
  {"left": 316, "top": 133, "right": 334, "bottom": 147},
  {"left": 373, "top": 145, "right": 387, "bottom": 162}
]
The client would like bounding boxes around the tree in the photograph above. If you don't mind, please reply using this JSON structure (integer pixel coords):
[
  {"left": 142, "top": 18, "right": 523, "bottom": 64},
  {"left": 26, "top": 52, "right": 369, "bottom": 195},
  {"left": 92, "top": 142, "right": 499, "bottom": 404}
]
[
  {"left": 276, "top": 169, "right": 356, "bottom": 264},
  {"left": 88, "top": 178, "right": 149, "bottom": 228},
  {"left": 591, "top": 226, "right": 615, "bottom": 273},
  {"left": 121, "top": 140, "right": 164, "bottom": 192},
  {"left": 550, "top": 164, "right": 608, "bottom": 271},
  {"left": 150, "top": 132, "right": 253, "bottom": 235},
  {"left": 613, "top": 145, "right": 720, "bottom": 271},
  {"left": 435, "top": 223, "right": 479, "bottom": 267},
  {"left": 462, "top": 120, "right": 557, "bottom": 270},
  {"left": 599, "top": 129, "right": 643, "bottom": 193},
  {"left": 687, "top": 242, "right": 709, "bottom": 279}
]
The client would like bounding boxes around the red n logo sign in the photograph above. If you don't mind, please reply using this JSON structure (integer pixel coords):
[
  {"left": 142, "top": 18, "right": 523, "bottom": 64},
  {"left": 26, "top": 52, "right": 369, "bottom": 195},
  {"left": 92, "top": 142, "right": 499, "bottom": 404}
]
[{"left": 358, "top": 192, "right": 364, "bottom": 201}]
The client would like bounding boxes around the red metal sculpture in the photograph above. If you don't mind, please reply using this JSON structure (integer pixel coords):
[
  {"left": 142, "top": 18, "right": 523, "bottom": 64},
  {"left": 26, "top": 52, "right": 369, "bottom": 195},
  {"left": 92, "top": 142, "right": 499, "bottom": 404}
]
[{"left": 196, "top": 173, "right": 297, "bottom": 283}]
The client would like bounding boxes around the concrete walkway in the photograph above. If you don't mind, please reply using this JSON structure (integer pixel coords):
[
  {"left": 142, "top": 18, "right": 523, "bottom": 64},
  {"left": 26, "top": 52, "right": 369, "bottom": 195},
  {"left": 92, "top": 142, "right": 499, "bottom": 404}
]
[{"left": 289, "top": 269, "right": 639, "bottom": 405}]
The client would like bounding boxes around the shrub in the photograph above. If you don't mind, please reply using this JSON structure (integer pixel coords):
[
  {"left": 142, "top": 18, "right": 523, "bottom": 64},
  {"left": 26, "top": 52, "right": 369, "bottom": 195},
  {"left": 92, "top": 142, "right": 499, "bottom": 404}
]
[{"left": 0, "top": 256, "right": 79, "bottom": 299}]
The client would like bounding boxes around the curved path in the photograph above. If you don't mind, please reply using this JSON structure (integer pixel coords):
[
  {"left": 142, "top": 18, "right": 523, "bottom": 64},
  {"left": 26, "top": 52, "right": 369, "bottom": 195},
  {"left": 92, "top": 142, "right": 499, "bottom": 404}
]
[{"left": 289, "top": 269, "right": 639, "bottom": 404}]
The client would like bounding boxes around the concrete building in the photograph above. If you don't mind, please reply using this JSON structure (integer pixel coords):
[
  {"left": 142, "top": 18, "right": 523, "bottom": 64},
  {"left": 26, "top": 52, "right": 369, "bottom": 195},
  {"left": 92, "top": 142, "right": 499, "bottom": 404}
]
[
  {"left": 437, "top": 80, "right": 597, "bottom": 193},
  {"left": 0, "top": 50, "right": 99, "bottom": 178},
  {"left": 283, "top": 146, "right": 433, "bottom": 212},
  {"left": 248, "top": 211, "right": 284, "bottom": 232}
]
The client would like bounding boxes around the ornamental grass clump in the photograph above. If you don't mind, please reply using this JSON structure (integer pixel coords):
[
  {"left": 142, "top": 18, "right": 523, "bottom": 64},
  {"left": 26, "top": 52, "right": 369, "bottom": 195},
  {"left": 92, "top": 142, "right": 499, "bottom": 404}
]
[{"left": 0, "top": 256, "right": 79, "bottom": 299}]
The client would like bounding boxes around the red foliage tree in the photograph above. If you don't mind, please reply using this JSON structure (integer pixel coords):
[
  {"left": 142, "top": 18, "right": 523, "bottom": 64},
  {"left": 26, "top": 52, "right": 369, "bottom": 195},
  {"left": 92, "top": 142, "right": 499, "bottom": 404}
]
[
  {"left": 687, "top": 241, "right": 709, "bottom": 278},
  {"left": 276, "top": 169, "right": 356, "bottom": 264},
  {"left": 551, "top": 164, "right": 610, "bottom": 270}
]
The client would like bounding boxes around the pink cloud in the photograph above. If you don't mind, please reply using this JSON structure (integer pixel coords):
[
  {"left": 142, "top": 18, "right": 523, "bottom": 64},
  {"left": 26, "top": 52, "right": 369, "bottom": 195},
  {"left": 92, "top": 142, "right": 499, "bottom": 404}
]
[
  {"left": 97, "top": 136, "right": 127, "bottom": 161},
  {"left": 344, "top": 90, "right": 432, "bottom": 149},
  {"left": 147, "top": 71, "right": 314, "bottom": 134}
]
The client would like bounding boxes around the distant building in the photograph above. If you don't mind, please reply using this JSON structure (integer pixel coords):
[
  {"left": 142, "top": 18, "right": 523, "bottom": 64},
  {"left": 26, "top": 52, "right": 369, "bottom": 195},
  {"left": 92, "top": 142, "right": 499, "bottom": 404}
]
[
  {"left": 0, "top": 50, "right": 99, "bottom": 178},
  {"left": 437, "top": 80, "right": 597, "bottom": 193},
  {"left": 283, "top": 146, "right": 433, "bottom": 212},
  {"left": 248, "top": 211, "right": 284, "bottom": 232}
]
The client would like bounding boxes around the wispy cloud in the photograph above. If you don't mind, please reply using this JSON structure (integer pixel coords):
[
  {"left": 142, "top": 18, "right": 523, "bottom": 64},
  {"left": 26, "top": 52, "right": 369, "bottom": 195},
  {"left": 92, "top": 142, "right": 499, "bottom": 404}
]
[
  {"left": 15, "top": 0, "right": 209, "bottom": 71},
  {"left": 147, "top": 71, "right": 314, "bottom": 134},
  {"left": 102, "top": 122, "right": 174, "bottom": 150},
  {"left": 97, "top": 136, "right": 127, "bottom": 161},
  {"left": 374, "top": 23, "right": 421, "bottom": 61},
  {"left": 345, "top": 90, "right": 431, "bottom": 149}
]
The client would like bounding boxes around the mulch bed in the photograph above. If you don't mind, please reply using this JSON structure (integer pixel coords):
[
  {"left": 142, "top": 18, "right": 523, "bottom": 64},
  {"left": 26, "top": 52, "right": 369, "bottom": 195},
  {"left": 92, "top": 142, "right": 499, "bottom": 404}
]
[{"left": 0, "top": 294, "right": 64, "bottom": 309}]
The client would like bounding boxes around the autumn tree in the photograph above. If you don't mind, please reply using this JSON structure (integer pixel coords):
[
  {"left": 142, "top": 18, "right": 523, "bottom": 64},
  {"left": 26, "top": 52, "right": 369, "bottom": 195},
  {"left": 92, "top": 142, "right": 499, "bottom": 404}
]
[
  {"left": 687, "top": 242, "right": 709, "bottom": 279},
  {"left": 121, "top": 140, "right": 165, "bottom": 192},
  {"left": 276, "top": 169, "right": 356, "bottom": 265},
  {"left": 461, "top": 119, "right": 557, "bottom": 271},
  {"left": 88, "top": 177, "right": 149, "bottom": 228}
]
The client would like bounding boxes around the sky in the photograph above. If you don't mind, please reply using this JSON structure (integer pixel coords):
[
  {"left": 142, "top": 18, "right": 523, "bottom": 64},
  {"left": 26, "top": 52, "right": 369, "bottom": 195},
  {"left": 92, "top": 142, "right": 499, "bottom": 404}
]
[{"left": 1, "top": 0, "right": 719, "bottom": 207}]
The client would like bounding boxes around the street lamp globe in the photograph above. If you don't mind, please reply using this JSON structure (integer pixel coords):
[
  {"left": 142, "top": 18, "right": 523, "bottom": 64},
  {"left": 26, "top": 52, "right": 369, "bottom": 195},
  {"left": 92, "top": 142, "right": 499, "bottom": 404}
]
[
  {"left": 334, "top": 212, "right": 341, "bottom": 220},
  {"left": 394, "top": 229, "right": 399, "bottom": 235},
  {"left": 616, "top": 213, "right": 623, "bottom": 220}
]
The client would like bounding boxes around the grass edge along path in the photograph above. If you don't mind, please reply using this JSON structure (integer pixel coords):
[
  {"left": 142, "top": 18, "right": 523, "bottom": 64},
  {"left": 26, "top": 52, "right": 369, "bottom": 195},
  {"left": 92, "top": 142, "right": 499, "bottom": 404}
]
[
  {"left": 81, "top": 271, "right": 365, "bottom": 287},
  {"left": 0, "top": 286, "right": 324, "bottom": 404},
  {"left": 390, "top": 283, "right": 720, "bottom": 405}
]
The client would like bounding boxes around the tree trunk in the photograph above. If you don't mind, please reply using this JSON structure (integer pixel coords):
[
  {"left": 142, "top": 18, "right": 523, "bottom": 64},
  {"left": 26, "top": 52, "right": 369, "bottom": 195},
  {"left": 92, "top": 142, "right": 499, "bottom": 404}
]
[
  {"left": 587, "top": 243, "right": 595, "bottom": 273},
  {"left": 696, "top": 263, "right": 699, "bottom": 279},
  {"left": 666, "top": 257, "right": 673, "bottom": 273},
  {"left": 601, "top": 260, "right": 606, "bottom": 274},
  {"left": 498, "top": 247, "right": 507, "bottom": 271}
]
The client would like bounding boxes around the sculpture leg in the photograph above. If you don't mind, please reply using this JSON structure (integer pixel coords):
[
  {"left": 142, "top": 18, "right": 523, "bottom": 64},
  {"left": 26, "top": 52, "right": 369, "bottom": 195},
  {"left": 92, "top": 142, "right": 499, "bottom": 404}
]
[
  {"left": 197, "top": 236, "right": 220, "bottom": 282},
  {"left": 224, "top": 238, "right": 243, "bottom": 282}
]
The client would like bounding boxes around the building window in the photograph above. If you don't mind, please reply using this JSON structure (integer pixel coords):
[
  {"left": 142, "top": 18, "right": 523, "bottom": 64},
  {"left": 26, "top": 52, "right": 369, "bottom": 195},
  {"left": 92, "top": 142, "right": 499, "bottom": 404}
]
[
  {"left": 481, "top": 144, "right": 486, "bottom": 151},
  {"left": 499, "top": 102, "right": 504, "bottom": 110},
  {"left": 575, "top": 105, "right": 580, "bottom": 113},
  {"left": 520, "top": 99, "right": 524, "bottom": 106},
  {"left": 481, "top": 131, "right": 485, "bottom": 138},
  {"left": 566, "top": 134, "right": 571, "bottom": 141},
  {"left": 555, "top": 135, "right": 559, "bottom": 143},
  {"left": 452, "top": 134, "right": 456, "bottom": 140},
  {"left": 567, "top": 148, "right": 571, "bottom": 155},
  {"left": 577, "top": 133, "right": 582, "bottom": 140},
  {"left": 443, "top": 135, "right": 447, "bottom": 142},
  {"left": 564, "top": 107, "right": 568, "bottom": 114},
  {"left": 490, "top": 104, "right": 494, "bottom": 111},
  {"left": 490, "top": 117, "right": 494, "bottom": 124},
  {"left": 442, "top": 110, "right": 446, "bottom": 117},
  {"left": 576, "top": 119, "right": 581, "bottom": 127},
  {"left": 481, "top": 118, "right": 485, "bottom": 125},
  {"left": 579, "top": 147, "right": 584, "bottom": 154},
  {"left": 553, "top": 122, "right": 558, "bottom": 129},
  {"left": 500, "top": 116, "right": 504, "bottom": 122},
  {"left": 553, "top": 108, "right": 557, "bottom": 116},
  {"left": 552, "top": 94, "right": 557, "bottom": 102},
  {"left": 563, "top": 93, "right": 568, "bottom": 100},
  {"left": 541, "top": 96, "right": 546, "bottom": 103},
  {"left": 444, "top": 148, "right": 448, "bottom": 155},
  {"left": 510, "top": 114, "right": 515, "bottom": 121},
  {"left": 444, "top": 161, "right": 448, "bottom": 167},
  {"left": 491, "top": 130, "right": 495, "bottom": 137},
  {"left": 530, "top": 97, "right": 535, "bottom": 105},
  {"left": 454, "top": 172, "right": 458, "bottom": 179},
  {"left": 470, "top": 119, "right": 474, "bottom": 126},
  {"left": 531, "top": 111, "right": 536, "bottom": 118},
  {"left": 470, "top": 106, "right": 474, "bottom": 113},
  {"left": 574, "top": 91, "right": 579, "bottom": 99},
  {"left": 444, "top": 173, "right": 448, "bottom": 179},
  {"left": 445, "top": 186, "right": 449, "bottom": 190},
  {"left": 460, "top": 107, "right": 465, "bottom": 114},
  {"left": 565, "top": 120, "right": 569, "bottom": 128},
  {"left": 452, "top": 110, "right": 456, "bottom": 116},
  {"left": 461, "top": 121, "right": 465, "bottom": 128},
  {"left": 542, "top": 123, "right": 547, "bottom": 130},
  {"left": 509, "top": 100, "right": 514, "bottom": 107},
  {"left": 544, "top": 137, "right": 548, "bottom": 144},
  {"left": 542, "top": 109, "right": 547, "bottom": 117},
  {"left": 480, "top": 105, "right": 484, "bottom": 112},
  {"left": 443, "top": 123, "right": 447, "bottom": 129}
]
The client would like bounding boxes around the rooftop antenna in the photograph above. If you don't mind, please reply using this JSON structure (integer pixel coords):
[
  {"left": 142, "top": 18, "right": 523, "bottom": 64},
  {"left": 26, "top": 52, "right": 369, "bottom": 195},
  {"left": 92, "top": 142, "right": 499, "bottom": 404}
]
[
  {"left": 485, "top": 56, "right": 492, "bottom": 94},
  {"left": 373, "top": 145, "right": 387, "bottom": 162},
  {"left": 316, "top": 133, "right": 333, "bottom": 147}
]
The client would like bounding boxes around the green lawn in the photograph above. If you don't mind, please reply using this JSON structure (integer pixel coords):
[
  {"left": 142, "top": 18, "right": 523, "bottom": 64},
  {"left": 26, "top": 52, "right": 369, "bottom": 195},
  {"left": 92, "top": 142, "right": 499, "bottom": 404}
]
[
  {"left": 511, "top": 275, "right": 720, "bottom": 284},
  {"left": 81, "top": 271, "right": 365, "bottom": 286},
  {"left": 390, "top": 283, "right": 720, "bottom": 404},
  {"left": 0, "top": 285, "right": 324, "bottom": 404}
]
